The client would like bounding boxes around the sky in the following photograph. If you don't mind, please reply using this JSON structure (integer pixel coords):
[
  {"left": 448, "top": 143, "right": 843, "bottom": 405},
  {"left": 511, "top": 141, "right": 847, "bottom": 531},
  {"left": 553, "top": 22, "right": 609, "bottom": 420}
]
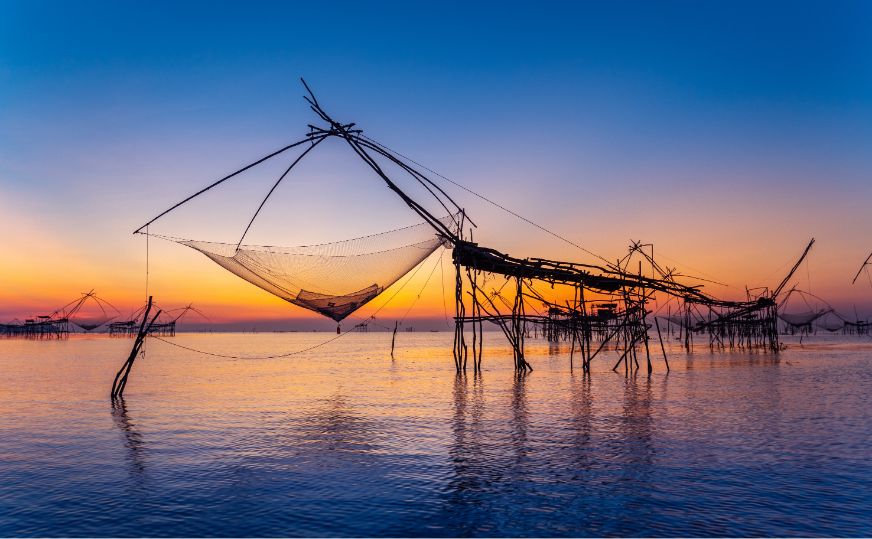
[{"left": 1, "top": 1, "right": 871, "bottom": 329}]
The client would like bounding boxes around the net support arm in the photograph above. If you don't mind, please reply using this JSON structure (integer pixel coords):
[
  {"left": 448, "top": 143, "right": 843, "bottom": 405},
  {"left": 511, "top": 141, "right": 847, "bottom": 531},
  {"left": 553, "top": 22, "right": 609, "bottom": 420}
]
[
  {"left": 133, "top": 134, "right": 323, "bottom": 234},
  {"left": 852, "top": 251, "right": 872, "bottom": 285},
  {"left": 300, "top": 78, "right": 461, "bottom": 243},
  {"left": 235, "top": 134, "right": 328, "bottom": 250},
  {"left": 773, "top": 238, "right": 815, "bottom": 299}
]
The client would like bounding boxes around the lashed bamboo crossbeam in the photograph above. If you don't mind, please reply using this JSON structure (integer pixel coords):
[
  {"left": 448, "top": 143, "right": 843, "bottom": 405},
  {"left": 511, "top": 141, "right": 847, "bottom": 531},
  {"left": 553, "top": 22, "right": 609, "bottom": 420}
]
[{"left": 452, "top": 240, "right": 755, "bottom": 309}]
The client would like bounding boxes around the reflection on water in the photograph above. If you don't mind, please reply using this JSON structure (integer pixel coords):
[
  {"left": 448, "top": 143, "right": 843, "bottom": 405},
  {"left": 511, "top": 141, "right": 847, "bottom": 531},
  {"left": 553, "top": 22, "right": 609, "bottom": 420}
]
[
  {"left": 111, "top": 399, "right": 147, "bottom": 481},
  {"left": 301, "top": 393, "right": 379, "bottom": 453},
  {"left": 0, "top": 333, "right": 871, "bottom": 536},
  {"left": 446, "top": 373, "right": 488, "bottom": 536}
]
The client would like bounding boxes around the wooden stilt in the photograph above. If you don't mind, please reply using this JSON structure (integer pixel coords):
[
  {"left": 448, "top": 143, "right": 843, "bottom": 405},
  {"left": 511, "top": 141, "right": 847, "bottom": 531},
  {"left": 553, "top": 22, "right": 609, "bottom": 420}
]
[
  {"left": 390, "top": 320, "right": 399, "bottom": 359},
  {"left": 655, "top": 317, "right": 670, "bottom": 372},
  {"left": 111, "top": 296, "right": 161, "bottom": 400}
]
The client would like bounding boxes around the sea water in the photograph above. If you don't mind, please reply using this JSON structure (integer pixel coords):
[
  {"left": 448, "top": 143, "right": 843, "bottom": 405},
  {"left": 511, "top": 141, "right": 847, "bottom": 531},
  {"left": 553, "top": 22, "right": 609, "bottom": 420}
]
[{"left": 0, "top": 332, "right": 870, "bottom": 536}]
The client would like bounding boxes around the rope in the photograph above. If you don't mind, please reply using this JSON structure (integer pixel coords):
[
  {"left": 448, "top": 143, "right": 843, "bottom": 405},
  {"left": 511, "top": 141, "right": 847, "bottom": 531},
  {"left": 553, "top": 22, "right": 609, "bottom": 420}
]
[
  {"left": 363, "top": 248, "right": 438, "bottom": 321},
  {"left": 398, "top": 248, "right": 444, "bottom": 324},
  {"left": 648, "top": 250, "right": 733, "bottom": 289},
  {"left": 235, "top": 136, "right": 327, "bottom": 251},
  {"left": 143, "top": 250, "right": 441, "bottom": 360},
  {"left": 141, "top": 216, "right": 454, "bottom": 252},
  {"left": 151, "top": 330, "right": 350, "bottom": 359},
  {"left": 133, "top": 135, "right": 324, "bottom": 234},
  {"left": 439, "top": 250, "right": 450, "bottom": 327},
  {"left": 361, "top": 134, "right": 613, "bottom": 266}
]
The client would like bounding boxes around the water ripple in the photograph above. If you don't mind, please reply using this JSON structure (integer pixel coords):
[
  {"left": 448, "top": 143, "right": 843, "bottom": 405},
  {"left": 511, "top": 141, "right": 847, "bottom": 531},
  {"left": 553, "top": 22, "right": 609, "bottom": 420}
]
[{"left": 0, "top": 333, "right": 870, "bottom": 536}]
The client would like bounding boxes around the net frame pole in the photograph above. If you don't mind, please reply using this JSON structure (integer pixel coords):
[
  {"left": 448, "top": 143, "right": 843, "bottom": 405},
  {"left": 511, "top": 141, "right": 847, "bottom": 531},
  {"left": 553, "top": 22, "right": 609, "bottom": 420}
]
[
  {"left": 133, "top": 135, "right": 323, "bottom": 234},
  {"left": 235, "top": 134, "right": 329, "bottom": 250}
]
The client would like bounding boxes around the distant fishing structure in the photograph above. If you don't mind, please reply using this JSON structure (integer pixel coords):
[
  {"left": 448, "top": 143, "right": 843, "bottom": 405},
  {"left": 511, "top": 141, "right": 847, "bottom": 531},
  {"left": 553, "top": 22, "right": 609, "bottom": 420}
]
[
  {"left": 1, "top": 290, "right": 119, "bottom": 339},
  {"left": 748, "top": 251, "right": 872, "bottom": 337},
  {"left": 122, "top": 79, "right": 816, "bottom": 388},
  {"left": 1, "top": 293, "right": 208, "bottom": 340},
  {"left": 852, "top": 251, "right": 872, "bottom": 287},
  {"left": 778, "top": 289, "right": 833, "bottom": 335},
  {"left": 108, "top": 302, "right": 208, "bottom": 337},
  {"left": 1, "top": 316, "right": 69, "bottom": 339},
  {"left": 60, "top": 290, "right": 121, "bottom": 331},
  {"left": 111, "top": 296, "right": 161, "bottom": 400}
]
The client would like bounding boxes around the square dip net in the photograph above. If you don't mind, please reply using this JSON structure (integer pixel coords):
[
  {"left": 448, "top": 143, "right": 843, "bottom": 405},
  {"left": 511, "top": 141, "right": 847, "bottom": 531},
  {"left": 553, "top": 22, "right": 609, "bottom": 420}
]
[{"left": 172, "top": 215, "right": 456, "bottom": 322}]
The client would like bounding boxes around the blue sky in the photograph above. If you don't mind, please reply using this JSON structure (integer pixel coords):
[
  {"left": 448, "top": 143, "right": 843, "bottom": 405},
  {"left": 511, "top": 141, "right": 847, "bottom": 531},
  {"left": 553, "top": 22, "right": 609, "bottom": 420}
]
[{"left": 1, "top": 1, "right": 871, "bottom": 321}]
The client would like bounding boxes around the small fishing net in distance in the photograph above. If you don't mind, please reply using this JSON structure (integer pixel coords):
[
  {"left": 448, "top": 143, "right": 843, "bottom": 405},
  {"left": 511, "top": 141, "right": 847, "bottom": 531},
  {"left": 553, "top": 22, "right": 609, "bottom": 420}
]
[
  {"left": 61, "top": 292, "right": 120, "bottom": 331},
  {"left": 168, "top": 214, "right": 457, "bottom": 322},
  {"left": 779, "top": 310, "right": 830, "bottom": 327},
  {"left": 817, "top": 312, "right": 846, "bottom": 333},
  {"left": 659, "top": 315, "right": 691, "bottom": 328}
]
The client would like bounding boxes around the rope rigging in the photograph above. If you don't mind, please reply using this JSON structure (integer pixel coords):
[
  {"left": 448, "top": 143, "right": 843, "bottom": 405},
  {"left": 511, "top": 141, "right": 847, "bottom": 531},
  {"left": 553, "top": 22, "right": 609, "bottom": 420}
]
[
  {"left": 125, "top": 78, "right": 812, "bottom": 367},
  {"left": 53, "top": 290, "right": 122, "bottom": 331},
  {"left": 131, "top": 81, "right": 471, "bottom": 325},
  {"left": 358, "top": 133, "right": 612, "bottom": 266},
  {"left": 144, "top": 248, "right": 444, "bottom": 360},
  {"left": 129, "top": 78, "right": 629, "bottom": 328}
]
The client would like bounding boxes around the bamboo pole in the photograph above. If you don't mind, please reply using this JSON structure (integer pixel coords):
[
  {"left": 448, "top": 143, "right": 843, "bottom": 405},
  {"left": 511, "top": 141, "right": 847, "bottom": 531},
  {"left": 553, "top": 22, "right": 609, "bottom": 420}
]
[
  {"left": 655, "top": 317, "right": 670, "bottom": 372},
  {"left": 111, "top": 296, "right": 161, "bottom": 400}
]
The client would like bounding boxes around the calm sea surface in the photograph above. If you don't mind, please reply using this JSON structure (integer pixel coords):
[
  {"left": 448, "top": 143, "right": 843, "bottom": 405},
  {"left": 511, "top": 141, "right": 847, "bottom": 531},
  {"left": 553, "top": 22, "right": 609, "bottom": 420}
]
[{"left": 0, "top": 332, "right": 870, "bottom": 537}]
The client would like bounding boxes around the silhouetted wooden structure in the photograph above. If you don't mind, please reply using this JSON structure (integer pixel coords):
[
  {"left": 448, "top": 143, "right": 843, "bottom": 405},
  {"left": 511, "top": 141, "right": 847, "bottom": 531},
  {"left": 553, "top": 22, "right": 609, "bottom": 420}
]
[
  {"left": 127, "top": 80, "right": 816, "bottom": 379},
  {"left": 2, "top": 290, "right": 119, "bottom": 338},
  {"left": 109, "top": 302, "right": 206, "bottom": 337},
  {"left": 112, "top": 296, "right": 161, "bottom": 400},
  {"left": 1, "top": 316, "right": 70, "bottom": 339}
]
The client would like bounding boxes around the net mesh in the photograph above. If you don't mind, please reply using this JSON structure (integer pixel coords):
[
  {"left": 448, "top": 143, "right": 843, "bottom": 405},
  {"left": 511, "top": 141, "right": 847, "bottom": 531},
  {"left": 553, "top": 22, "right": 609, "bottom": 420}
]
[
  {"left": 175, "top": 216, "right": 456, "bottom": 322},
  {"left": 817, "top": 312, "right": 845, "bottom": 332},
  {"left": 71, "top": 318, "right": 111, "bottom": 331},
  {"left": 779, "top": 310, "right": 830, "bottom": 327},
  {"left": 60, "top": 292, "right": 120, "bottom": 331},
  {"left": 659, "top": 315, "right": 700, "bottom": 328}
]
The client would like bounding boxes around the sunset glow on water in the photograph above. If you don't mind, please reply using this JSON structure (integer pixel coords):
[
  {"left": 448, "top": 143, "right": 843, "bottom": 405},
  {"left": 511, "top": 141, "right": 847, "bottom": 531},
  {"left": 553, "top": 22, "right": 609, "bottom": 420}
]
[
  {"left": 3, "top": 2, "right": 872, "bottom": 537},
  {"left": 1, "top": 333, "right": 870, "bottom": 536}
]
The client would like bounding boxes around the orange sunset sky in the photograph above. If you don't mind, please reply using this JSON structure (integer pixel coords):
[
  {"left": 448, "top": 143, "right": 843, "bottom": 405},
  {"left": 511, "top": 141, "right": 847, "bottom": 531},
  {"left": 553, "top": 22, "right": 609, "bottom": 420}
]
[{"left": 2, "top": 3, "right": 871, "bottom": 329}]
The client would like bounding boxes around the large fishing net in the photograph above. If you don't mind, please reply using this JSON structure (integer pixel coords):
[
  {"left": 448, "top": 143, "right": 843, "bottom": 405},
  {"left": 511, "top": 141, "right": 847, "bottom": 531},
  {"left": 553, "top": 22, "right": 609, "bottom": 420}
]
[
  {"left": 817, "top": 312, "right": 846, "bottom": 332},
  {"left": 660, "top": 315, "right": 690, "bottom": 327},
  {"left": 168, "top": 215, "right": 456, "bottom": 322},
  {"left": 779, "top": 310, "right": 830, "bottom": 327},
  {"left": 777, "top": 287, "right": 834, "bottom": 329}
]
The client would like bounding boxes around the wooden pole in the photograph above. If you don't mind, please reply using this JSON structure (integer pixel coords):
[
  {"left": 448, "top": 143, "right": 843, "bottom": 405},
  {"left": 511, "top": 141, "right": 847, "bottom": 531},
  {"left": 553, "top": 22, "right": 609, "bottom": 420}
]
[
  {"left": 655, "top": 317, "right": 670, "bottom": 372},
  {"left": 112, "top": 296, "right": 161, "bottom": 400}
]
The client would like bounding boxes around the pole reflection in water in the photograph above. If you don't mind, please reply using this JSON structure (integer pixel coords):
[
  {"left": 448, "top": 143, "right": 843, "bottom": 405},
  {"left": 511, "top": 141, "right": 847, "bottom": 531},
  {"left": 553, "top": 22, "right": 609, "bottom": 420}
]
[
  {"left": 446, "top": 373, "right": 491, "bottom": 534},
  {"left": 616, "top": 374, "right": 656, "bottom": 519},
  {"left": 297, "top": 393, "right": 379, "bottom": 453},
  {"left": 567, "top": 371, "right": 594, "bottom": 475},
  {"left": 111, "top": 398, "right": 147, "bottom": 483}
]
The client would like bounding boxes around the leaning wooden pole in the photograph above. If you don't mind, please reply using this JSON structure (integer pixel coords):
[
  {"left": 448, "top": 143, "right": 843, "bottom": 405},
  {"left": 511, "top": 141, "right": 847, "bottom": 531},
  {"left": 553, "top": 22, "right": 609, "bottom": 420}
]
[
  {"left": 655, "top": 317, "right": 670, "bottom": 372},
  {"left": 390, "top": 320, "right": 399, "bottom": 359},
  {"left": 111, "top": 296, "right": 161, "bottom": 400}
]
